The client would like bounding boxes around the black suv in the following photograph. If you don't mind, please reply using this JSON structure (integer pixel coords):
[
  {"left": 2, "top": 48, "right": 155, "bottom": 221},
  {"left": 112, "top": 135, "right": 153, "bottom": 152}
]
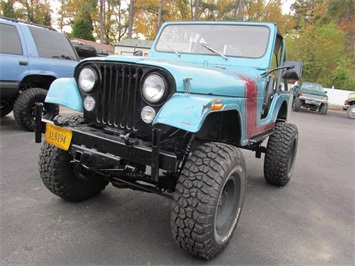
[
  {"left": 71, "top": 40, "right": 98, "bottom": 59},
  {"left": 0, "top": 17, "right": 79, "bottom": 130}
]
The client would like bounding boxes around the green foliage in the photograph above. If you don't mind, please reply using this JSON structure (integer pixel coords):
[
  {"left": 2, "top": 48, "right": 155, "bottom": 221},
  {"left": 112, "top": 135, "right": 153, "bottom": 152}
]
[
  {"left": 0, "top": 0, "right": 52, "bottom": 26},
  {"left": 72, "top": 18, "right": 95, "bottom": 40},
  {"left": 288, "top": 0, "right": 355, "bottom": 90},
  {"left": 286, "top": 23, "right": 351, "bottom": 87},
  {"left": 332, "top": 58, "right": 355, "bottom": 90},
  {"left": 71, "top": 1, "right": 96, "bottom": 41},
  {"left": 1, "top": 0, "right": 16, "bottom": 17}
]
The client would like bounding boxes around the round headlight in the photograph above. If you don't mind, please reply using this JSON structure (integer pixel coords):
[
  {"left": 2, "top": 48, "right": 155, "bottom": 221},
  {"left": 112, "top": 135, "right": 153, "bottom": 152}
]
[
  {"left": 84, "top": 96, "right": 95, "bottom": 111},
  {"left": 141, "top": 106, "right": 156, "bottom": 123},
  {"left": 142, "top": 74, "right": 166, "bottom": 103},
  {"left": 78, "top": 67, "right": 97, "bottom": 92}
]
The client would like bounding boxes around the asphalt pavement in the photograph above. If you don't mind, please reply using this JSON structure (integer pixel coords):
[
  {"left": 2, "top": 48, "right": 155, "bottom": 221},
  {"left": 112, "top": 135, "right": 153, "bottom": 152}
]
[{"left": 1, "top": 109, "right": 354, "bottom": 265}]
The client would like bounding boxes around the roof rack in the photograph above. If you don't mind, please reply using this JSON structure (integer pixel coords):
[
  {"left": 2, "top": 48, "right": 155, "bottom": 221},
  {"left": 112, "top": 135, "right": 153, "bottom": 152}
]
[{"left": 0, "top": 16, "right": 57, "bottom": 31}]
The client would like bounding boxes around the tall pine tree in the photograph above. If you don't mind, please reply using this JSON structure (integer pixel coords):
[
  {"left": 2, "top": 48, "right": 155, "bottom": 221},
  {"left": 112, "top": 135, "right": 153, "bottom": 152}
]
[{"left": 71, "top": 1, "right": 96, "bottom": 40}]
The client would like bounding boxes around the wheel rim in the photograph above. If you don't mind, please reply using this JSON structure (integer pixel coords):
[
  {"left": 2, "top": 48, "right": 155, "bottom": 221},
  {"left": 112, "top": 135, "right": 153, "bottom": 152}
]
[
  {"left": 349, "top": 106, "right": 355, "bottom": 117},
  {"left": 215, "top": 174, "right": 241, "bottom": 237}
]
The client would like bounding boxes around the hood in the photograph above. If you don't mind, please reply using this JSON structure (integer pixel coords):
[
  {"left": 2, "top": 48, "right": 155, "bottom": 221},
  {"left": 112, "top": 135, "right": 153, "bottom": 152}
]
[
  {"left": 102, "top": 55, "right": 260, "bottom": 98},
  {"left": 300, "top": 88, "right": 327, "bottom": 97}
]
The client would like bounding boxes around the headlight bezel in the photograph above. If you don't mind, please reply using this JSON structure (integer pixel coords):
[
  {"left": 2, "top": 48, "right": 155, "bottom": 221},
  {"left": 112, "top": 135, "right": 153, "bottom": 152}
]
[
  {"left": 141, "top": 72, "right": 168, "bottom": 105},
  {"left": 77, "top": 66, "right": 99, "bottom": 93}
]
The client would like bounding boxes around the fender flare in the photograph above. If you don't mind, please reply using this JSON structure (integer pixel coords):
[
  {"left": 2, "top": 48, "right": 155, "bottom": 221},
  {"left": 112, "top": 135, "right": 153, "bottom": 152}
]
[
  {"left": 45, "top": 78, "right": 83, "bottom": 112},
  {"left": 153, "top": 93, "right": 243, "bottom": 133}
]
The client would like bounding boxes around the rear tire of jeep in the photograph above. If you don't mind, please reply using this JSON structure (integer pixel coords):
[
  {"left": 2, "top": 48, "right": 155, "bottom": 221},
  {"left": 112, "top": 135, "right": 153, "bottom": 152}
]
[
  {"left": 347, "top": 105, "right": 355, "bottom": 119},
  {"left": 39, "top": 116, "right": 108, "bottom": 202},
  {"left": 264, "top": 122, "right": 298, "bottom": 186},
  {"left": 320, "top": 103, "right": 328, "bottom": 115},
  {"left": 292, "top": 97, "right": 302, "bottom": 111},
  {"left": 0, "top": 105, "right": 13, "bottom": 117},
  {"left": 171, "top": 142, "right": 246, "bottom": 260},
  {"left": 13, "top": 88, "right": 59, "bottom": 131}
]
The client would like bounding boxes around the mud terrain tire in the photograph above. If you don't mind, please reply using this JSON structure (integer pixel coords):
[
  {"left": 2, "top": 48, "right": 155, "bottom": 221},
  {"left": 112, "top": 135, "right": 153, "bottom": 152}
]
[
  {"left": 347, "top": 105, "right": 355, "bottom": 119},
  {"left": 320, "top": 103, "right": 328, "bottom": 115},
  {"left": 39, "top": 116, "right": 108, "bottom": 202},
  {"left": 264, "top": 122, "right": 298, "bottom": 186},
  {"left": 13, "top": 88, "right": 59, "bottom": 131},
  {"left": 292, "top": 97, "right": 302, "bottom": 111},
  {"left": 171, "top": 142, "right": 246, "bottom": 260}
]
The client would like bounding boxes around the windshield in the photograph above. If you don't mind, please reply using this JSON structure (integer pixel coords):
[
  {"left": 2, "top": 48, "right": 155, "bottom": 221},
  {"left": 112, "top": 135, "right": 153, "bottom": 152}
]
[
  {"left": 301, "top": 82, "right": 324, "bottom": 92},
  {"left": 156, "top": 24, "right": 270, "bottom": 58}
]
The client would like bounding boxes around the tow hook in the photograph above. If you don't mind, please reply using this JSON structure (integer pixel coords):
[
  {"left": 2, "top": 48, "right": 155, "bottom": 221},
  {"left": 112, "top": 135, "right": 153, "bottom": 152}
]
[
  {"left": 70, "top": 150, "right": 92, "bottom": 167},
  {"left": 119, "top": 133, "right": 138, "bottom": 146}
]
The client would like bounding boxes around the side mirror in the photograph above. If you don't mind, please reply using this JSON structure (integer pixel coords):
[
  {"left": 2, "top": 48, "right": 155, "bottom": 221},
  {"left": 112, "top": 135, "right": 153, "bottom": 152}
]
[{"left": 282, "top": 61, "right": 303, "bottom": 80}]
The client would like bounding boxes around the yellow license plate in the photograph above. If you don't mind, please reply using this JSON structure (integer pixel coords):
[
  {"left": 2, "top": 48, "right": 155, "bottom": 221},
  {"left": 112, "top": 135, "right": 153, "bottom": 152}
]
[{"left": 45, "top": 123, "right": 73, "bottom": 151}]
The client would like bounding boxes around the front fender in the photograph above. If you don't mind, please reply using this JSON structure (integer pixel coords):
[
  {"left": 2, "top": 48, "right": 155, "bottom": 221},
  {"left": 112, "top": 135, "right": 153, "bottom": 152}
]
[
  {"left": 45, "top": 78, "right": 83, "bottom": 112},
  {"left": 154, "top": 93, "right": 243, "bottom": 133}
]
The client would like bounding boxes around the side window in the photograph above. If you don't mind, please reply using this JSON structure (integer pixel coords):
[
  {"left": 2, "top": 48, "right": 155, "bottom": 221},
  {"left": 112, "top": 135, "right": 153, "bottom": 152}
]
[
  {"left": 28, "top": 26, "right": 77, "bottom": 61},
  {"left": 0, "top": 23, "right": 23, "bottom": 55}
]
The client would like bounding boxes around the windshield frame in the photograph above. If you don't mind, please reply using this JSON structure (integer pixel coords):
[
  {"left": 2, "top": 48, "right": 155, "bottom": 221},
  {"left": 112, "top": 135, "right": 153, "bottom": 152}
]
[{"left": 154, "top": 23, "right": 271, "bottom": 59}]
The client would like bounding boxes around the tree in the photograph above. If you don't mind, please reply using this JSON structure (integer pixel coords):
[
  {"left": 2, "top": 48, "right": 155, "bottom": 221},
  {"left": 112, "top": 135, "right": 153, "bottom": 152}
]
[
  {"left": 1, "top": 0, "right": 17, "bottom": 18},
  {"left": 71, "top": 0, "right": 96, "bottom": 40},
  {"left": 128, "top": 0, "right": 134, "bottom": 38},
  {"left": 198, "top": 0, "right": 236, "bottom": 20},
  {"left": 91, "top": 0, "right": 129, "bottom": 43},
  {"left": 288, "top": 0, "right": 355, "bottom": 89},
  {"left": 235, "top": 0, "right": 244, "bottom": 21},
  {"left": 0, "top": 0, "right": 52, "bottom": 26},
  {"left": 286, "top": 23, "right": 349, "bottom": 87},
  {"left": 133, "top": 0, "right": 189, "bottom": 40}
]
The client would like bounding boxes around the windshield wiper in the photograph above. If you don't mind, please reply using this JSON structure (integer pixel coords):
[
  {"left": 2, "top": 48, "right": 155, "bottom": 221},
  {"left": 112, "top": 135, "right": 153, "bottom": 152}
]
[
  {"left": 161, "top": 40, "right": 180, "bottom": 57},
  {"left": 201, "top": 43, "right": 227, "bottom": 60}
]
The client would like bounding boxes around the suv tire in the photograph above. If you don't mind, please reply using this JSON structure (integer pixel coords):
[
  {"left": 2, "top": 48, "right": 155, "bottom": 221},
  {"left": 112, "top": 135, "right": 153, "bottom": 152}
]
[
  {"left": 347, "top": 105, "right": 355, "bottom": 119},
  {"left": 292, "top": 97, "right": 302, "bottom": 111},
  {"left": 39, "top": 116, "right": 109, "bottom": 202},
  {"left": 13, "top": 88, "right": 59, "bottom": 131},
  {"left": 171, "top": 142, "right": 246, "bottom": 260},
  {"left": 320, "top": 103, "right": 328, "bottom": 115},
  {"left": 264, "top": 122, "right": 298, "bottom": 186}
]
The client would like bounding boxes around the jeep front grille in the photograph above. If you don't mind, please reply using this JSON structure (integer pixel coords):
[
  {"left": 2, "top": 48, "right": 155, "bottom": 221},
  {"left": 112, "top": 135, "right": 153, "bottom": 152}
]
[
  {"left": 77, "top": 61, "right": 175, "bottom": 136},
  {"left": 302, "top": 93, "right": 327, "bottom": 101},
  {"left": 96, "top": 63, "right": 144, "bottom": 131}
]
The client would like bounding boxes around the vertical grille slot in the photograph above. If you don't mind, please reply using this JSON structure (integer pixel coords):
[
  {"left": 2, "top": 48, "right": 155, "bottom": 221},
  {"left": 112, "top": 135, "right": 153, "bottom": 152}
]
[{"left": 96, "top": 63, "right": 143, "bottom": 131}]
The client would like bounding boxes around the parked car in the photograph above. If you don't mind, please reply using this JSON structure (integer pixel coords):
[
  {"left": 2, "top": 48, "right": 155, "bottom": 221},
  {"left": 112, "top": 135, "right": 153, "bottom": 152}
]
[
  {"left": 344, "top": 92, "right": 355, "bottom": 119},
  {"left": 292, "top": 82, "right": 328, "bottom": 115},
  {"left": 71, "top": 40, "right": 98, "bottom": 59},
  {"left": 0, "top": 17, "right": 79, "bottom": 130},
  {"left": 35, "top": 21, "right": 302, "bottom": 260}
]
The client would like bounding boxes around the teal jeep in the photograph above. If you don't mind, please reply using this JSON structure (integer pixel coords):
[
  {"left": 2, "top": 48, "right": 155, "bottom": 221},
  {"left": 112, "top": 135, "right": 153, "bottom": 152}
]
[
  {"left": 292, "top": 82, "right": 328, "bottom": 115},
  {"left": 35, "top": 21, "right": 302, "bottom": 260}
]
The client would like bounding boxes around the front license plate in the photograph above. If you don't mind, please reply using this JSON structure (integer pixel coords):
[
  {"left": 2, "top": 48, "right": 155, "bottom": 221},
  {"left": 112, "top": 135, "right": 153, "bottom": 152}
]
[
  {"left": 305, "top": 100, "right": 319, "bottom": 105},
  {"left": 45, "top": 123, "right": 72, "bottom": 151}
]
